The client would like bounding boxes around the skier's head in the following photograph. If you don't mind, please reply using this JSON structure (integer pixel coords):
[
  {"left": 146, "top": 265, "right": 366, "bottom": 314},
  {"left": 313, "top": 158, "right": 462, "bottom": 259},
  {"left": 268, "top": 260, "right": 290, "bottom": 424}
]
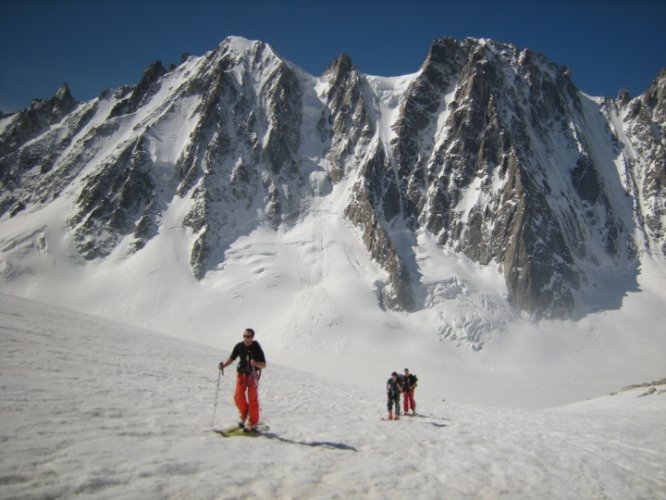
[
  {"left": 243, "top": 328, "right": 255, "bottom": 344},
  {"left": 404, "top": 368, "right": 409, "bottom": 375},
  {"left": 391, "top": 371, "right": 398, "bottom": 378}
]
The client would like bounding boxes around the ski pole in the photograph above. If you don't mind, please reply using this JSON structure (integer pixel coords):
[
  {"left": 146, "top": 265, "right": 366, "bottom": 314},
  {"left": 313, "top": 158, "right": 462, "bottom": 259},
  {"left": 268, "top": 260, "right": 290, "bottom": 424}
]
[{"left": 211, "top": 367, "right": 222, "bottom": 428}]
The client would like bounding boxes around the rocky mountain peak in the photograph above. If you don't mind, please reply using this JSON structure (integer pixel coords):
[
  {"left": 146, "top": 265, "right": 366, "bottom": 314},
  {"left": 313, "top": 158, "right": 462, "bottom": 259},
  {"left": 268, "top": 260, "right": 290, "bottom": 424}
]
[
  {"left": 422, "top": 37, "right": 460, "bottom": 68},
  {"left": 1, "top": 36, "right": 664, "bottom": 326},
  {"left": 644, "top": 68, "right": 666, "bottom": 123},
  {"left": 53, "top": 82, "right": 75, "bottom": 104},
  {"left": 323, "top": 53, "right": 354, "bottom": 77},
  {"left": 0, "top": 82, "right": 77, "bottom": 160},
  {"left": 108, "top": 60, "right": 166, "bottom": 118},
  {"left": 613, "top": 68, "right": 666, "bottom": 256},
  {"left": 617, "top": 88, "right": 631, "bottom": 105}
]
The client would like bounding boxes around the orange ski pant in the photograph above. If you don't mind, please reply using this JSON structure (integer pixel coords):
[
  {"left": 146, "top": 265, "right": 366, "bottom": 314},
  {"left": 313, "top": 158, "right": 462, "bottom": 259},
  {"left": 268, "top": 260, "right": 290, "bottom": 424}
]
[
  {"left": 403, "top": 390, "right": 415, "bottom": 413},
  {"left": 234, "top": 373, "right": 260, "bottom": 426}
]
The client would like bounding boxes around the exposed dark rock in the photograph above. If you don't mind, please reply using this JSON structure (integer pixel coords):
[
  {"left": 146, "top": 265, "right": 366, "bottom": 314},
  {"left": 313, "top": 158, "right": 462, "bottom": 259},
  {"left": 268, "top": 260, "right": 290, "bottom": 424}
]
[
  {"left": 108, "top": 60, "right": 167, "bottom": 118},
  {"left": 1, "top": 37, "right": 663, "bottom": 320},
  {"left": 0, "top": 83, "right": 76, "bottom": 158}
]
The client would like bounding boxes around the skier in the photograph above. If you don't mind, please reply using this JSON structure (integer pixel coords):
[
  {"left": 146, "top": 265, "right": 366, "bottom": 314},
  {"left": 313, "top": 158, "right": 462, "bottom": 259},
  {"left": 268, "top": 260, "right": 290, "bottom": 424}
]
[
  {"left": 402, "top": 368, "right": 418, "bottom": 415},
  {"left": 219, "top": 328, "right": 266, "bottom": 432},
  {"left": 386, "top": 372, "right": 401, "bottom": 420}
]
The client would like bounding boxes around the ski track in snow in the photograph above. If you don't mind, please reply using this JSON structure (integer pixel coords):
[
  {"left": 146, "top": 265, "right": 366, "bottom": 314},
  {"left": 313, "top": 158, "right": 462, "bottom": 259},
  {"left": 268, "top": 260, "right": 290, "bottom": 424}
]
[{"left": 1, "top": 293, "right": 665, "bottom": 499}]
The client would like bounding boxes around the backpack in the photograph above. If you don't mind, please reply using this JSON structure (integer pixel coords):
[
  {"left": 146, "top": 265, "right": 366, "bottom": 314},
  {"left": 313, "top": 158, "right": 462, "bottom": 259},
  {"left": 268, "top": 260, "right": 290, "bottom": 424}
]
[{"left": 408, "top": 374, "right": 418, "bottom": 387}]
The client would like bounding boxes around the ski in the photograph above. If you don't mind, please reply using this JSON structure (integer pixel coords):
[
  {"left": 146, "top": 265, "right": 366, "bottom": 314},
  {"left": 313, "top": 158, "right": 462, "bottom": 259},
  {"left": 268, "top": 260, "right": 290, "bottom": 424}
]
[
  {"left": 213, "top": 423, "right": 270, "bottom": 437},
  {"left": 213, "top": 424, "right": 243, "bottom": 436}
]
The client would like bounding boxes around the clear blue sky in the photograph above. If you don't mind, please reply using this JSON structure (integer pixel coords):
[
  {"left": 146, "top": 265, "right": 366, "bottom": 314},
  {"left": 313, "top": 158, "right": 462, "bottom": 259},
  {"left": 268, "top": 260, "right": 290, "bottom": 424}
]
[{"left": 1, "top": 0, "right": 664, "bottom": 112}]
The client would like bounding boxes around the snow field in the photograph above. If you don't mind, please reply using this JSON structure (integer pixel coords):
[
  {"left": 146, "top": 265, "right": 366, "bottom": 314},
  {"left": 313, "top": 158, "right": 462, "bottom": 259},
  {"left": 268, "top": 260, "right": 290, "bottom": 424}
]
[
  {"left": 2, "top": 293, "right": 665, "bottom": 499},
  {"left": 2, "top": 36, "right": 666, "bottom": 414}
]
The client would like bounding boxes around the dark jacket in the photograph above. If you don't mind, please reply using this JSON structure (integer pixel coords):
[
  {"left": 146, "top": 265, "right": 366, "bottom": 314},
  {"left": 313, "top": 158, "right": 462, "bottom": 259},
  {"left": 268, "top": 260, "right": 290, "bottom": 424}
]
[
  {"left": 230, "top": 341, "right": 266, "bottom": 374},
  {"left": 387, "top": 377, "right": 401, "bottom": 398},
  {"left": 401, "top": 374, "right": 417, "bottom": 393}
]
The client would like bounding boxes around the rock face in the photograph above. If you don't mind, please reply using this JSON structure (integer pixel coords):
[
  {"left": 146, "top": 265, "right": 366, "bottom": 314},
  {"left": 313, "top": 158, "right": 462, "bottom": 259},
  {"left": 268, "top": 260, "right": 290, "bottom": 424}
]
[
  {"left": 608, "top": 69, "right": 666, "bottom": 257},
  {"left": 0, "top": 83, "right": 78, "bottom": 216},
  {"left": 1, "top": 36, "right": 664, "bottom": 319}
]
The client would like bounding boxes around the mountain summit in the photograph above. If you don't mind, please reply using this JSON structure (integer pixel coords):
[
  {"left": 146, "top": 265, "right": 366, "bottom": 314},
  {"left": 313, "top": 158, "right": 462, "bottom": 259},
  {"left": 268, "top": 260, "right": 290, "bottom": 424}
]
[{"left": 0, "top": 36, "right": 664, "bottom": 326}]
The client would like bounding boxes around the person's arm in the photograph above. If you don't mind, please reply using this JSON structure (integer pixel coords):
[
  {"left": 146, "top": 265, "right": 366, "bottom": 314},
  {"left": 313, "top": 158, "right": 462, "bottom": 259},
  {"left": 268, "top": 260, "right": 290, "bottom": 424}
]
[
  {"left": 219, "top": 343, "right": 240, "bottom": 370},
  {"left": 250, "top": 359, "right": 266, "bottom": 369},
  {"left": 250, "top": 343, "right": 266, "bottom": 369}
]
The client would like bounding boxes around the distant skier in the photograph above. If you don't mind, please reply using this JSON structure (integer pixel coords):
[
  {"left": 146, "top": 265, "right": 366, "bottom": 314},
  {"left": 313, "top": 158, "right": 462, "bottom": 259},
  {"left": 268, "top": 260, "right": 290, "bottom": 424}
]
[
  {"left": 219, "top": 328, "right": 266, "bottom": 432},
  {"left": 402, "top": 368, "right": 418, "bottom": 415},
  {"left": 386, "top": 372, "right": 401, "bottom": 420}
]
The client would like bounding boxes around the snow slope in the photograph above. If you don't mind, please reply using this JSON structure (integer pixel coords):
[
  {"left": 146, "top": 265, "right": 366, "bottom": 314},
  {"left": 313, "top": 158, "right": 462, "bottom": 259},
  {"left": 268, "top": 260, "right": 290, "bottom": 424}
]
[
  {"left": 2, "top": 37, "right": 665, "bottom": 411},
  {"left": 2, "top": 180, "right": 666, "bottom": 409},
  {"left": 2, "top": 293, "right": 665, "bottom": 499}
]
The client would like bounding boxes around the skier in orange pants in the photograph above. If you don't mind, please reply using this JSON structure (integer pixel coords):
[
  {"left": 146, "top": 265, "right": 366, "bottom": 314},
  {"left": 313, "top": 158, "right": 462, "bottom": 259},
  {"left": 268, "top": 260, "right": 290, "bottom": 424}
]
[
  {"left": 219, "top": 328, "right": 266, "bottom": 432},
  {"left": 402, "top": 368, "right": 417, "bottom": 415}
]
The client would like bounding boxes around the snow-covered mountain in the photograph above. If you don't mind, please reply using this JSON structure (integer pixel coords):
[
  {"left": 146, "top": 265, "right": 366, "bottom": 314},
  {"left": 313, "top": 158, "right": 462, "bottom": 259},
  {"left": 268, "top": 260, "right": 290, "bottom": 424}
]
[
  {"left": 2, "top": 36, "right": 664, "bottom": 319},
  {"left": 0, "top": 36, "right": 665, "bottom": 386}
]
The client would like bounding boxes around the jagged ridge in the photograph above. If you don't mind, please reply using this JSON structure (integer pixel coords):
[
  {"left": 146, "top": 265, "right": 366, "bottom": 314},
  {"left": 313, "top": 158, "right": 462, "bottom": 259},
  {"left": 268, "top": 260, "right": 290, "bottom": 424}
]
[{"left": 0, "top": 36, "right": 664, "bottom": 320}]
